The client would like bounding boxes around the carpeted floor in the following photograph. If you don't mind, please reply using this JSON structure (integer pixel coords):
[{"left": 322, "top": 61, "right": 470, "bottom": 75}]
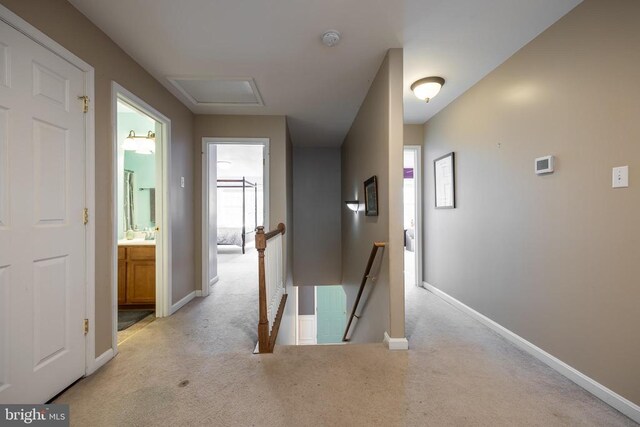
[{"left": 54, "top": 248, "right": 636, "bottom": 426}]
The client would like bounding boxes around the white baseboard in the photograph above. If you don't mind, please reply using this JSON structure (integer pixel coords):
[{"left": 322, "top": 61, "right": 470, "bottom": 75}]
[
  {"left": 170, "top": 291, "right": 195, "bottom": 314},
  {"left": 195, "top": 276, "right": 219, "bottom": 297},
  {"left": 86, "top": 348, "right": 114, "bottom": 375},
  {"left": 423, "top": 282, "right": 640, "bottom": 423},
  {"left": 384, "top": 331, "right": 409, "bottom": 351}
]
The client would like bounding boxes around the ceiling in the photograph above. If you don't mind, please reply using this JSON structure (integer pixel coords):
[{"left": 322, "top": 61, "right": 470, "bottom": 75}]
[
  {"left": 217, "top": 145, "right": 263, "bottom": 182},
  {"left": 403, "top": 0, "right": 581, "bottom": 124},
  {"left": 68, "top": 0, "right": 580, "bottom": 146}
]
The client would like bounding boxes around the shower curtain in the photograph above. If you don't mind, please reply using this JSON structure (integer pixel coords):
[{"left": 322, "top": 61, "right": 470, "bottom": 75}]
[{"left": 124, "top": 170, "right": 135, "bottom": 232}]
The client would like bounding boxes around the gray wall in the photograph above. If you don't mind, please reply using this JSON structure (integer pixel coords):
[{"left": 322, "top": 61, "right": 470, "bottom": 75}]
[
  {"left": 293, "top": 147, "right": 342, "bottom": 285},
  {"left": 297, "top": 286, "right": 315, "bottom": 316},
  {"left": 1, "top": 0, "right": 196, "bottom": 355},
  {"left": 280, "top": 123, "right": 296, "bottom": 344},
  {"left": 422, "top": 0, "right": 640, "bottom": 405},
  {"left": 341, "top": 49, "right": 404, "bottom": 342}
]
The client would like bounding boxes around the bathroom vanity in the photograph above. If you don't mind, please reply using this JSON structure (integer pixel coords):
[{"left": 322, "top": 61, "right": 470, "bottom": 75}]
[{"left": 118, "top": 239, "right": 155, "bottom": 307}]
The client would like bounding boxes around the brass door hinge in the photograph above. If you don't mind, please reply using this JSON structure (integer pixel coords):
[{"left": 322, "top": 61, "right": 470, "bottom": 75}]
[
  {"left": 83, "top": 319, "right": 89, "bottom": 335},
  {"left": 78, "top": 95, "right": 90, "bottom": 113},
  {"left": 83, "top": 208, "right": 89, "bottom": 225}
]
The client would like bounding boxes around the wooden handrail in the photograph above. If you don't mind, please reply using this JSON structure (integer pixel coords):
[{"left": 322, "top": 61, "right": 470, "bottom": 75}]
[
  {"left": 263, "top": 223, "right": 286, "bottom": 241},
  {"left": 255, "top": 223, "right": 287, "bottom": 353},
  {"left": 342, "top": 242, "right": 386, "bottom": 342}
]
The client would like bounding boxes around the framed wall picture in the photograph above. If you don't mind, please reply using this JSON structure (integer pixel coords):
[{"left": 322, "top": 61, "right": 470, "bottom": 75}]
[
  {"left": 434, "top": 152, "right": 455, "bottom": 209},
  {"left": 364, "top": 176, "right": 378, "bottom": 216}
]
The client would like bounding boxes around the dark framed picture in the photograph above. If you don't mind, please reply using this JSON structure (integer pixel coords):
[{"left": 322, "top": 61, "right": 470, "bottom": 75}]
[
  {"left": 434, "top": 152, "right": 455, "bottom": 209},
  {"left": 364, "top": 176, "right": 378, "bottom": 216}
]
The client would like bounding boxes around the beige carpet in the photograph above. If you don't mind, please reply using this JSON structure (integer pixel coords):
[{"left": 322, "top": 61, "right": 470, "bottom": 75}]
[{"left": 55, "top": 250, "right": 636, "bottom": 426}]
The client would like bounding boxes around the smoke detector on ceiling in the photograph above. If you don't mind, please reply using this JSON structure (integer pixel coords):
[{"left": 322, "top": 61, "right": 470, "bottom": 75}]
[{"left": 321, "top": 30, "right": 341, "bottom": 47}]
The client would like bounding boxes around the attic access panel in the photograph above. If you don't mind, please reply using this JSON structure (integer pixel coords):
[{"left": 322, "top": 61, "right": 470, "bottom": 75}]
[{"left": 168, "top": 76, "right": 264, "bottom": 107}]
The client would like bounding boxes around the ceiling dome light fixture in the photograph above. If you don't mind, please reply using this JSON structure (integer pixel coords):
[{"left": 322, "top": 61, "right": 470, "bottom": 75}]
[
  {"left": 321, "top": 30, "right": 341, "bottom": 47},
  {"left": 411, "top": 76, "right": 445, "bottom": 103}
]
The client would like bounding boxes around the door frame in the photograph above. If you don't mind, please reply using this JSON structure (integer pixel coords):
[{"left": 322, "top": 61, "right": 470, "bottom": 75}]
[
  {"left": 111, "top": 82, "right": 172, "bottom": 354},
  {"left": 201, "top": 137, "right": 270, "bottom": 296},
  {"left": 0, "top": 6, "right": 99, "bottom": 374},
  {"left": 404, "top": 145, "right": 423, "bottom": 287}
]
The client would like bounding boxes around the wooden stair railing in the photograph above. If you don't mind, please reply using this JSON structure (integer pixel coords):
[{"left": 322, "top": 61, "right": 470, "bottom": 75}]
[
  {"left": 342, "top": 242, "right": 386, "bottom": 342},
  {"left": 255, "top": 223, "right": 287, "bottom": 353}
]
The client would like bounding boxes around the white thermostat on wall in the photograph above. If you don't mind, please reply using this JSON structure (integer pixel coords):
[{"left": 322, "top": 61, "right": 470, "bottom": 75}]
[{"left": 535, "top": 155, "right": 554, "bottom": 175}]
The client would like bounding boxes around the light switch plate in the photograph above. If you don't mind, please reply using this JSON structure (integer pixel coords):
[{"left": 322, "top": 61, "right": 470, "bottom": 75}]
[
  {"left": 612, "top": 166, "right": 628, "bottom": 188},
  {"left": 180, "top": 176, "right": 185, "bottom": 188}
]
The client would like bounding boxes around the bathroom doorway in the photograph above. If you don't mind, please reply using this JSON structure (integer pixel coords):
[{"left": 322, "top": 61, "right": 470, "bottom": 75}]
[{"left": 112, "top": 83, "right": 172, "bottom": 348}]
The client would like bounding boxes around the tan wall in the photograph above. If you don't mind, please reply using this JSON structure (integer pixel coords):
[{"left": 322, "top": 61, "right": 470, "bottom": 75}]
[
  {"left": 341, "top": 48, "right": 404, "bottom": 342},
  {"left": 0, "top": 0, "right": 196, "bottom": 355},
  {"left": 422, "top": 0, "right": 640, "bottom": 404},
  {"left": 404, "top": 124, "right": 424, "bottom": 146},
  {"left": 387, "top": 49, "right": 404, "bottom": 338}
]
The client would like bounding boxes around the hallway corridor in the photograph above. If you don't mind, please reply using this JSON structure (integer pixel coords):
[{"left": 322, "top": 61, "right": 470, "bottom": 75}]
[{"left": 54, "top": 279, "right": 634, "bottom": 426}]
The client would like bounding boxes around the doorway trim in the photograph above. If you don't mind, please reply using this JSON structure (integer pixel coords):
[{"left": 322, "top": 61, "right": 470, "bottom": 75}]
[
  {"left": 0, "top": 5, "right": 99, "bottom": 375},
  {"left": 201, "top": 137, "right": 270, "bottom": 296},
  {"left": 404, "top": 145, "right": 423, "bottom": 287},
  {"left": 110, "top": 82, "right": 172, "bottom": 355}
]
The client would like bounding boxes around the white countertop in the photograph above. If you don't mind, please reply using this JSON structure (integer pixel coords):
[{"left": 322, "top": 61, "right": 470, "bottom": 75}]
[{"left": 118, "top": 238, "right": 156, "bottom": 246}]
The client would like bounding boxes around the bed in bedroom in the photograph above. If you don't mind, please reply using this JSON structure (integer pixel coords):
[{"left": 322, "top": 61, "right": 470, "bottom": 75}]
[{"left": 217, "top": 178, "right": 258, "bottom": 254}]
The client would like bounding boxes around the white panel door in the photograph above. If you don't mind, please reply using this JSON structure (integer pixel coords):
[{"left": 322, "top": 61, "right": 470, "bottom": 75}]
[
  {"left": 0, "top": 20, "right": 86, "bottom": 404},
  {"left": 297, "top": 315, "right": 317, "bottom": 345}
]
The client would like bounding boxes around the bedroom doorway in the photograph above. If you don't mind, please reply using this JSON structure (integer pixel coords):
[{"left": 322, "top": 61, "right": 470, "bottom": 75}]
[
  {"left": 403, "top": 146, "right": 422, "bottom": 288},
  {"left": 201, "top": 138, "right": 269, "bottom": 297}
]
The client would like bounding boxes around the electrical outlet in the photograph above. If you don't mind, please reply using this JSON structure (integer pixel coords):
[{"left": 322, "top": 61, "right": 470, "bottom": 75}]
[
  {"left": 180, "top": 176, "right": 185, "bottom": 188},
  {"left": 612, "top": 166, "right": 628, "bottom": 188}
]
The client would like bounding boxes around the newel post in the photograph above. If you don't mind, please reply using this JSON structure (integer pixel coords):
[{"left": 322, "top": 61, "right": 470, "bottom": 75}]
[{"left": 255, "top": 226, "right": 269, "bottom": 353}]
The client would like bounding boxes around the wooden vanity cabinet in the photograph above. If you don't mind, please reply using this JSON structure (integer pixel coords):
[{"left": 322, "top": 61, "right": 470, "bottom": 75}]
[
  {"left": 118, "top": 245, "right": 155, "bottom": 307},
  {"left": 118, "top": 247, "right": 126, "bottom": 305}
]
